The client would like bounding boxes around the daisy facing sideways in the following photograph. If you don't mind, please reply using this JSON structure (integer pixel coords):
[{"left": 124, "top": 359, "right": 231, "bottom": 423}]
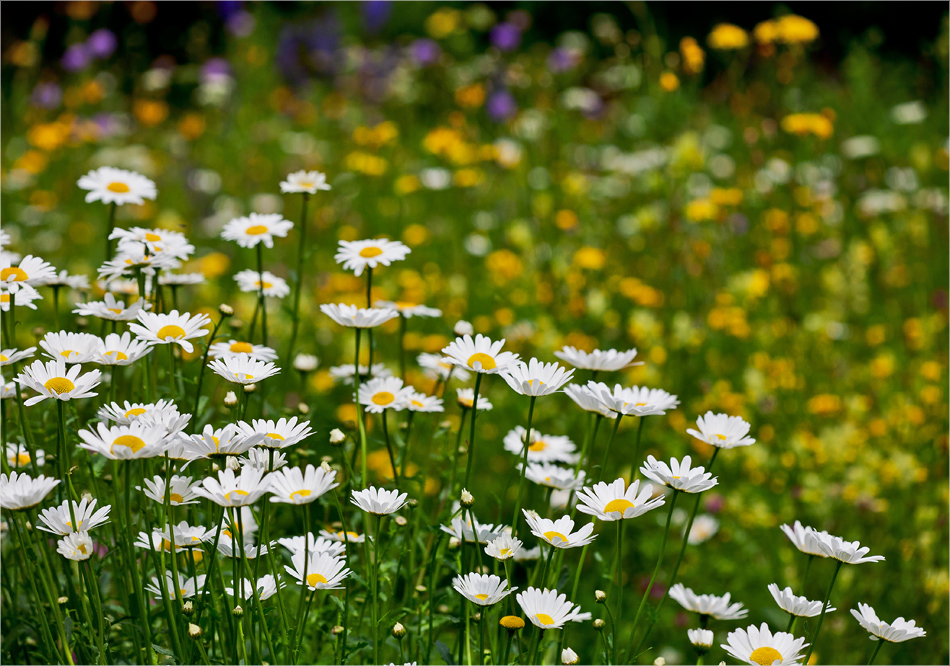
[
  {"left": 180, "top": 423, "right": 264, "bottom": 460},
  {"left": 374, "top": 300, "right": 442, "bottom": 318},
  {"left": 284, "top": 551, "right": 351, "bottom": 590},
  {"left": 1, "top": 347, "right": 36, "bottom": 366},
  {"left": 208, "top": 353, "right": 280, "bottom": 385},
  {"left": 0, "top": 471, "right": 60, "bottom": 510},
  {"left": 553, "top": 346, "right": 641, "bottom": 372},
  {"left": 850, "top": 602, "right": 926, "bottom": 643},
  {"left": 453, "top": 572, "right": 517, "bottom": 606},
  {"left": 484, "top": 533, "right": 523, "bottom": 561},
  {"left": 73, "top": 292, "right": 150, "bottom": 321},
  {"left": 145, "top": 572, "right": 206, "bottom": 599},
  {"left": 234, "top": 269, "right": 291, "bottom": 298},
  {"left": 236, "top": 416, "right": 313, "bottom": 448},
  {"left": 280, "top": 170, "right": 331, "bottom": 194},
  {"left": 209, "top": 340, "right": 278, "bottom": 362},
  {"left": 138, "top": 474, "right": 202, "bottom": 506},
  {"left": 334, "top": 238, "right": 411, "bottom": 276},
  {"left": 523, "top": 512, "right": 596, "bottom": 549},
  {"left": 669, "top": 583, "right": 748, "bottom": 620},
  {"left": 221, "top": 213, "right": 293, "bottom": 249},
  {"left": 0, "top": 255, "right": 56, "bottom": 285},
  {"left": 442, "top": 334, "right": 519, "bottom": 374},
  {"left": 575, "top": 477, "right": 665, "bottom": 521},
  {"left": 226, "top": 574, "right": 283, "bottom": 601},
  {"left": 721, "top": 622, "right": 807, "bottom": 666},
  {"left": 350, "top": 486, "right": 409, "bottom": 515},
  {"left": 37, "top": 497, "right": 112, "bottom": 535},
  {"left": 515, "top": 587, "right": 589, "bottom": 630},
  {"left": 129, "top": 310, "right": 211, "bottom": 354},
  {"left": 499, "top": 357, "right": 575, "bottom": 397},
  {"left": 504, "top": 427, "right": 578, "bottom": 464},
  {"left": 586, "top": 381, "right": 680, "bottom": 417},
  {"left": 768, "top": 584, "right": 835, "bottom": 618},
  {"left": 77, "top": 167, "right": 157, "bottom": 206},
  {"left": 320, "top": 303, "right": 398, "bottom": 328},
  {"left": 640, "top": 455, "right": 718, "bottom": 494},
  {"left": 16, "top": 358, "right": 101, "bottom": 405},
  {"left": 779, "top": 520, "right": 831, "bottom": 558},
  {"left": 0, "top": 283, "right": 42, "bottom": 310},
  {"left": 687, "top": 411, "right": 756, "bottom": 449}
]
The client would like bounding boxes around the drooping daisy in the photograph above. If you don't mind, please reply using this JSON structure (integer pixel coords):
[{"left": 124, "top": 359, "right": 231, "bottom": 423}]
[
  {"left": 779, "top": 521, "right": 831, "bottom": 558},
  {"left": 374, "top": 300, "right": 443, "bottom": 319},
  {"left": 850, "top": 603, "right": 926, "bottom": 643},
  {"left": 1, "top": 255, "right": 56, "bottom": 285},
  {"left": 215, "top": 534, "right": 270, "bottom": 559},
  {"left": 129, "top": 310, "right": 211, "bottom": 354},
  {"left": 209, "top": 340, "right": 278, "bottom": 362},
  {"left": 319, "top": 528, "right": 366, "bottom": 544},
  {"left": 457, "top": 388, "right": 493, "bottom": 411},
  {"left": 0, "top": 471, "right": 60, "bottom": 510},
  {"left": 16, "top": 358, "right": 101, "bottom": 405},
  {"left": 77, "top": 421, "right": 169, "bottom": 459},
  {"left": 721, "top": 623, "right": 807, "bottom": 666},
  {"left": 77, "top": 167, "right": 157, "bottom": 206},
  {"left": 321, "top": 303, "right": 399, "bottom": 328},
  {"left": 669, "top": 584, "right": 748, "bottom": 620},
  {"left": 441, "top": 516, "right": 503, "bottom": 544},
  {"left": 562, "top": 383, "right": 617, "bottom": 419},
  {"left": 280, "top": 170, "right": 331, "bottom": 194},
  {"left": 0, "top": 283, "right": 43, "bottom": 310},
  {"left": 0, "top": 347, "right": 36, "bottom": 366},
  {"left": 687, "top": 412, "right": 756, "bottom": 449},
  {"left": 503, "top": 427, "right": 579, "bottom": 464},
  {"left": 277, "top": 533, "right": 346, "bottom": 558},
  {"left": 284, "top": 551, "right": 351, "bottom": 590},
  {"left": 768, "top": 584, "right": 835, "bottom": 618},
  {"left": 523, "top": 512, "right": 596, "bottom": 549},
  {"left": 145, "top": 572, "right": 206, "bottom": 600},
  {"left": 405, "top": 391, "right": 444, "bottom": 413},
  {"left": 351, "top": 486, "right": 409, "bottom": 515},
  {"left": 241, "top": 447, "right": 289, "bottom": 472},
  {"left": 516, "top": 587, "right": 589, "bottom": 630},
  {"left": 209, "top": 353, "right": 280, "bottom": 385},
  {"left": 6, "top": 443, "right": 44, "bottom": 469},
  {"left": 237, "top": 416, "right": 313, "bottom": 449},
  {"left": 454, "top": 573, "right": 517, "bottom": 606},
  {"left": 485, "top": 533, "right": 523, "bottom": 560},
  {"left": 234, "top": 269, "right": 291, "bottom": 298},
  {"left": 37, "top": 498, "right": 111, "bottom": 535},
  {"left": 689, "top": 628, "right": 715, "bottom": 649},
  {"left": 500, "top": 358, "right": 575, "bottom": 397},
  {"left": 586, "top": 381, "right": 680, "bottom": 417},
  {"left": 57, "top": 531, "right": 94, "bottom": 561},
  {"left": 268, "top": 464, "right": 338, "bottom": 504},
  {"left": 358, "top": 376, "right": 414, "bottom": 413},
  {"left": 226, "top": 575, "right": 283, "bottom": 601},
  {"left": 138, "top": 475, "right": 202, "bottom": 506},
  {"left": 95, "top": 332, "right": 152, "bottom": 366},
  {"left": 816, "top": 534, "right": 885, "bottom": 564},
  {"left": 329, "top": 363, "right": 392, "bottom": 384},
  {"left": 576, "top": 477, "right": 665, "bottom": 521},
  {"left": 553, "top": 347, "right": 642, "bottom": 372},
  {"left": 192, "top": 466, "right": 273, "bottom": 507},
  {"left": 523, "top": 463, "right": 586, "bottom": 491},
  {"left": 418, "top": 353, "right": 471, "bottom": 381},
  {"left": 39, "top": 331, "right": 104, "bottom": 364},
  {"left": 221, "top": 213, "right": 294, "bottom": 249},
  {"left": 687, "top": 514, "right": 720, "bottom": 544},
  {"left": 180, "top": 423, "right": 264, "bottom": 460},
  {"left": 640, "top": 455, "right": 718, "bottom": 494},
  {"left": 442, "top": 334, "right": 519, "bottom": 374},
  {"left": 334, "top": 238, "right": 411, "bottom": 276},
  {"left": 73, "top": 293, "right": 150, "bottom": 321}
]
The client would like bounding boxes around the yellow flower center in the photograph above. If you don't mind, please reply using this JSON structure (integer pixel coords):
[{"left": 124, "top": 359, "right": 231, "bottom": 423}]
[
  {"left": 543, "top": 531, "right": 568, "bottom": 544},
  {"left": 44, "top": 377, "right": 75, "bottom": 394},
  {"left": 257, "top": 281, "right": 273, "bottom": 289},
  {"left": 528, "top": 379, "right": 545, "bottom": 387},
  {"left": 528, "top": 440, "right": 547, "bottom": 452},
  {"left": 78, "top": 543, "right": 88, "bottom": 554},
  {"left": 104, "top": 350, "right": 129, "bottom": 361},
  {"left": 395, "top": 301, "right": 416, "bottom": 309},
  {"left": 170, "top": 493, "right": 184, "bottom": 503},
  {"left": 306, "top": 572, "right": 328, "bottom": 587},
  {"left": 535, "top": 613, "right": 555, "bottom": 626},
  {"left": 236, "top": 373, "right": 254, "bottom": 380},
  {"left": 66, "top": 520, "right": 83, "bottom": 529},
  {"left": 266, "top": 433, "right": 284, "bottom": 441},
  {"left": 474, "top": 593, "right": 489, "bottom": 601},
  {"left": 245, "top": 225, "right": 268, "bottom": 235},
  {"left": 109, "top": 308, "right": 123, "bottom": 314},
  {"left": 112, "top": 435, "right": 147, "bottom": 454},
  {"left": 0, "top": 354, "right": 7, "bottom": 361},
  {"left": 500, "top": 615, "right": 524, "bottom": 630},
  {"left": 230, "top": 342, "right": 254, "bottom": 353},
  {"left": 411, "top": 400, "right": 424, "bottom": 408},
  {"left": 466, "top": 352, "right": 496, "bottom": 370},
  {"left": 372, "top": 391, "right": 395, "bottom": 406},
  {"left": 60, "top": 350, "right": 77, "bottom": 359},
  {"left": 107, "top": 182, "right": 131, "bottom": 193},
  {"left": 125, "top": 408, "right": 147, "bottom": 417},
  {"left": 0, "top": 294, "right": 9, "bottom": 303},
  {"left": 225, "top": 489, "right": 249, "bottom": 503},
  {"left": 459, "top": 398, "right": 474, "bottom": 408},
  {"left": 715, "top": 433, "right": 727, "bottom": 440},
  {"left": 145, "top": 232, "right": 161, "bottom": 241},
  {"left": 290, "top": 489, "right": 312, "bottom": 501},
  {"left": 14, "top": 452, "right": 30, "bottom": 466},
  {"left": 359, "top": 246, "right": 383, "bottom": 258},
  {"left": 0, "top": 267, "right": 27, "bottom": 281},
  {"left": 298, "top": 181, "right": 314, "bottom": 188},
  {"left": 749, "top": 647, "right": 783, "bottom": 665},
  {"left": 604, "top": 499, "right": 635, "bottom": 514},
  {"left": 157, "top": 324, "right": 186, "bottom": 340},
  {"left": 499, "top": 548, "right": 511, "bottom": 556},
  {"left": 337, "top": 531, "right": 360, "bottom": 540}
]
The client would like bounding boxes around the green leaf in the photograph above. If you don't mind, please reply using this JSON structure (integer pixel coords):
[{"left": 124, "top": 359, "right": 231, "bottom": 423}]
[
  {"left": 151, "top": 643, "right": 176, "bottom": 658},
  {"left": 435, "top": 639, "right": 455, "bottom": 665}
]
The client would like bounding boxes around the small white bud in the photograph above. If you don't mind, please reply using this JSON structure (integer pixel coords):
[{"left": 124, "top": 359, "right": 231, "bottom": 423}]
[
  {"left": 219, "top": 304, "right": 234, "bottom": 316},
  {"left": 391, "top": 622, "right": 406, "bottom": 638},
  {"left": 321, "top": 461, "right": 333, "bottom": 474},
  {"left": 293, "top": 353, "right": 319, "bottom": 372},
  {"left": 329, "top": 428, "right": 346, "bottom": 445},
  {"left": 188, "top": 623, "right": 202, "bottom": 639},
  {"left": 562, "top": 647, "right": 580, "bottom": 665},
  {"left": 595, "top": 590, "right": 606, "bottom": 603},
  {"left": 460, "top": 488, "right": 474, "bottom": 507},
  {"left": 243, "top": 383, "right": 257, "bottom": 394},
  {"left": 224, "top": 391, "right": 238, "bottom": 407},
  {"left": 454, "top": 320, "right": 474, "bottom": 336},
  {"left": 654, "top": 659, "right": 666, "bottom": 666}
]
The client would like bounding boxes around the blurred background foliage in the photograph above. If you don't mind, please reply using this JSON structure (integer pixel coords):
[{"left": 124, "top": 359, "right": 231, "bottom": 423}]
[{"left": 1, "top": 2, "right": 948, "bottom": 664}]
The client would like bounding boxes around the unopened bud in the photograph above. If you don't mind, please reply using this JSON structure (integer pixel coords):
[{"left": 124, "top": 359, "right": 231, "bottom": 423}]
[
  {"left": 562, "top": 647, "right": 580, "bottom": 665},
  {"left": 182, "top": 600, "right": 194, "bottom": 616},
  {"left": 321, "top": 461, "right": 333, "bottom": 474},
  {"left": 188, "top": 623, "right": 202, "bottom": 639},
  {"left": 332, "top": 625, "right": 344, "bottom": 635},
  {"left": 391, "top": 622, "right": 406, "bottom": 639},
  {"left": 58, "top": 596, "right": 69, "bottom": 605},
  {"left": 211, "top": 463, "right": 220, "bottom": 472},
  {"left": 472, "top": 612, "right": 481, "bottom": 623},
  {"left": 595, "top": 590, "right": 606, "bottom": 603},
  {"left": 460, "top": 488, "right": 474, "bottom": 508},
  {"left": 654, "top": 659, "right": 666, "bottom": 666},
  {"left": 593, "top": 619, "right": 605, "bottom": 631},
  {"left": 298, "top": 402, "right": 310, "bottom": 415},
  {"left": 219, "top": 304, "right": 234, "bottom": 316},
  {"left": 224, "top": 391, "right": 238, "bottom": 408},
  {"left": 454, "top": 320, "right": 474, "bottom": 336},
  {"left": 448, "top": 537, "right": 460, "bottom": 549},
  {"left": 232, "top": 605, "right": 243, "bottom": 617},
  {"left": 407, "top": 498, "right": 419, "bottom": 509},
  {"left": 329, "top": 428, "right": 345, "bottom": 445},
  {"left": 243, "top": 383, "right": 257, "bottom": 394},
  {"left": 394, "top": 515, "right": 407, "bottom": 526}
]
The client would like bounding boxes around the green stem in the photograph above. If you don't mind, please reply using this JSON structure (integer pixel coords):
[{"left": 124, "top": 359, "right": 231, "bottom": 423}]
[
  {"left": 382, "top": 409, "right": 399, "bottom": 490},
  {"left": 191, "top": 313, "right": 224, "bottom": 433},
  {"left": 286, "top": 192, "right": 310, "bottom": 362},
  {"left": 866, "top": 639, "right": 884, "bottom": 665},
  {"left": 801, "top": 560, "right": 843, "bottom": 665},
  {"left": 255, "top": 243, "right": 268, "bottom": 347},
  {"left": 354, "top": 327, "right": 369, "bottom": 487},
  {"left": 786, "top": 613, "right": 798, "bottom": 633},
  {"left": 510, "top": 395, "right": 537, "bottom": 534},
  {"left": 630, "top": 416, "right": 646, "bottom": 477},
  {"left": 614, "top": 519, "right": 625, "bottom": 664},
  {"left": 597, "top": 414, "right": 624, "bottom": 483},
  {"left": 801, "top": 553, "right": 815, "bottom": 590},
  {"left": 398, "top": 314, "right": 407, "bottom": 381},
  {"left": 105, "top": 201, "right": 117, "bottom": 262},
  {"left": 462, "top": 372, "right": 484, "bottom": 492}
]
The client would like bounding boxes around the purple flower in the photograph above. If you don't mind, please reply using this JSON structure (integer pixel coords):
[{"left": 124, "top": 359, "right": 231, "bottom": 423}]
[
  {"left": 547, "top": 47, "right": 579, "bottom": 73},
  {"left": 410, "top": 38, "right": 441, "bottom": 66},
  {"left": 62, "top": 43, "right": 91, "bottom": 72},
  {"left": 703, "top": 493, "right": 725, "bottom": 514},
  {"left": 489, "top": 22, "right": 521, "bottom": 52},
  {"left": 362, "top": 1, "right": 392, "bottom": 34},
  {"left": 86, "top": 29, "right": 117, "bottom": 59},
  {"left": 226, "top": 11, "right": 256, "bottom": 37},
  {"left": 486, "top": 89, "right": 517, "bottom": 122},
  {"left": 31, "top": 82, "right": 62, "bottom": 109},
  {"left": 200, "top": 57, "right": 231, "bottom": 83}
]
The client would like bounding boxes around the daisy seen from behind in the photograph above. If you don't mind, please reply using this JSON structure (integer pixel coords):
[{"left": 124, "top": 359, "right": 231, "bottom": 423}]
[
  {"left": 554, "top": 346, "right": 641, "bottom": 372},
  {"left": 687, "top": 411, "right": 756, "bottom": 448},
  {"left": 499, "top": 357, "right": 575, "bottom": 397},
  {"left": 453, "top": 573, "right": 516, "bottom": 606}
]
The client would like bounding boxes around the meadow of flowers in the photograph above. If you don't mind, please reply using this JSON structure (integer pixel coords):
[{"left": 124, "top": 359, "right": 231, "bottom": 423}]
[{"left": 0, "top": 3, "right": 948, "bottom": 665}]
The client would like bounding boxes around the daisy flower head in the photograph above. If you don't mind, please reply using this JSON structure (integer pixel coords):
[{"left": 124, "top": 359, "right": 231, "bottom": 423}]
[
  {"left": 688, "top": 514, "right": 720, "bottom": 544},
  {"left": 242, "top": 447, "right": 288, "bottom": 472},
  {"left": 268, "top": 464, "right": 339, "bottom": 504},
  {"left": 57, "top": 531, "right": 94, "bottom": 561},
  {"left": 351, "top": 486, "right": 409, "bottom": 515},
  {"left": 285, "top": 550, "right": 351, "bottom": 590},
  {"left": 138, "top": 475, "right": 202, "bottom": 506},
  {"left": 16, "top": 358, "right": 101, "bottom": 405},
  {"left": 129, "top": 309, "right": 211, "bottom": 354},
  {"left": 38, "top": 497, "right": 111, "bottom": 535},
  {"left": 97, "top": 398, "right": 180, "bottom": 426},
  {"left": 454, "top": 573, "right": 517, "bottom": 606},
  {"left": 77, "top": 166, "right": 157, "bottom": 206},
  {"left": 523, "top": 512, "right": 596, "bottom": 549},
  {"left": 209, "top": 340, "right": 278, "bottom": 362},
  {"left": 721, "top": 623, "right": 807, "bottom": 666},
  {"left": 34, "top": 270, "right": 90, "bottom": 290},
  {"left": 523, "top": 463, "right": 586, "bottom": 491},
  {"left": 329, "top": 363, "right": 392, "bottom": 384},
  {"left": 237, "top": 416, "right": 313, "bottom": 448},
  {"left": 587, "top": 381, "right": 680, "bottom": 417},
  {"left": 457, "top": 388, "right": 493, "bottom": 411},
  {"left": 226, "top": 575, "right": 284, "bottom": 601},
  {"left": 321, "top": 303, "right": 398, "bottom": 328},
  {"left": 850, "top": 602, "right": 926, "bottom": 643},
  {"left": 374, "top": 300, "right": 443, "bottom": 319},
  {"left": 768, "top": 584, "right": 835, "bottom": 618},
  {"left": 779, "top": 521, "right": 830, "bottom": 558},
  {"left": 234, "top": 269, "right": 290, "bottom": 298},
  {"left": 209, "top": 353, "right": 280, "bottom": 385},
  {"left": 320, "top": 528, "right": 366, "bottom": 544},
  {"left": 485, "top": 533, "right": 523, "bottom": 561},
  {"left": 0, "top": 283, "right": 42, "bottom": 310},
  {"left": 563, "top": 383, "right": 617, "bottom": 419},
  {"left": 193, "top": 466, "right": 272, "bottom": 507},
  {"left": 816, "top": 534, "right": 885, "bottom": 564},
  {"left": 514, "top": 546, "right": 542, "bottom": 562},
  {"left": 95, "top": 332, "right": 152, "bottom": 366},
  {"left": 334, "top": 238, "right": 411, "bottom": 276},
  {"left": 145, "top": 573, "right": 206, "bottom": 600},
  {"left": 6, "top": 443, "right": 44, "bottom": 469},
  {"left": 40, "top": 331, "right": 103, "bottom": 364},
  {"left": 516, "top": 587, "right": 588, "bottom": 630},
  {"left": 73, "top": 292, "right": 150, "bottom": 321},
  {"left": 669, "top": 584, "right": 748, "bottom": 620},
  {"left": 418, "top": 352, "right": 471, "bottom": 381},
  {"left": 504, "top": 427, "right": 578, "bottom": 464},
  {"left": 78, "top": 421, "right": 169, "bottom": 460},
  {"left": 277, "top": 533, "right": 346, "bottom": 558},
  {"left": 98, "top": 246, "right": 179, "bottom": 282},
  {"left": 293, "top": 353, "right": 319, "bottom": 372},
  {"left": 1, "top": 347, "right": 37, "bottom": 366},
  {"left": 358, "top": 376, "right": 414, "bottom": 413},
  {"left": 441, "top": 516, "right": 503, "bottom": 544},
  {"left": 405, "top": 391, "right": 444, "bottom": 413},
  {"left": 159, "top": 272, "right": 205, "bottom": 286},
  {"left": 158, "top": 521, "right": 213, "bottom": 549},
  {"left": 181, "top": 423, "right": 264, "bottom": 460},
  {"left": 687, "top": 411, "right": 755, "bottom": 449},
  {"left": 0, "top": 471, "right": 60, "bottom": 510},
  {"left": 221, "top": 213, "right": 293, "bottom": 249},
  {"left": 689, "top": 628, "right": 715, "bottom": 649},
  {"left": 640, "top": 455, "right": 718, "bottom": 494},
  {"left": 442, "top": 334, "right": 519, "bottom": 374},
  {"left": 0, "top": 375, "right": 14, "bottom": 399},
  {"left": 280, "top": 170, "right": 331, "bottom": 194},
  {"left": 575, "top": 477, "right": 665, "bottom": 521},
  {"left": 111, "top": 227, "right": 194, "bottom": 260},
  {"left": 1, "top": 255, "right": 55, "bottom": 286},
  {"left": 553, "top": 346, "right": 642, "bottom": 372},
  {"left": 500, "top": 357, "right": 575, "bottom": 397}
]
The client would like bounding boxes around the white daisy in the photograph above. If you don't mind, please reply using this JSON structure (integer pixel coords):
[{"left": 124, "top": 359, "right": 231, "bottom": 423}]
[
  {"left": 39, "top": 331, "right": 103, "bottom": 364},
  {"left": 16, "top": 358, "right": 101, "bottom": 405},
  {"left": 0, "top": 374, "right": 14, "bottom": 399},
  {"left": 687, "top": 411, "right": 756, "bottom": 449},
  {"left": 293, "top": 354, "right": 319, "bottom": 372},
  {"left": 95, "top": 332, "right": 152, "bottom": 366},
  {"left": 503, "top": 427, "right": 578, "bottom": 464},
  {"left": 129, "top": 309, "right": 212, "bottom": 354},
  {"left": 97, "top": 399, "right": 181, "bottom": 426},
  {"left": 98, "top": 247, "right": 179, "bottom": 282},
  {"left": 192, "top": 466, "right": 272, "bottom": 507},
  {"left": 6, "top": 443, "right": 44, "bottom": 469},
  {"left": 575, "top": 477, "right": 665, "bottom": 521},
  {"left": 209, "top": 340, "right": 278, "bottom": 362},
  {"left": 284, "top": 551, "right": 351, "bottom": 590},
  {"left": 1, "top": 347, "right": 36, "bottom": 366},
  {"left": 277, "top": 533, "right": 346, "bottom": 558},
  {"left": 237, "top": 416, "right": 313, "bottom": 449},
  {"left": 1, "top": 255, "right": 56, "bottom": 285},
  {"left": 768, "top": 584, "right": 835, "bottom": 618},
  {"left": 180, "top": 424, "right": 264, "bottom": 460},
  {"left": 779, "top": 521, "right": 830, "bottom": 558},
  {"left": 687, "top": 514, "right": 720, "bottom": 544},
  {"left": 334, "top": 238, "right": 411, "bottom": 276},
  {"left": 418, "top": 353, "right": 471, "bottom": 381},
  {"left": 138, "top": 475, "right": 202, "bottom": 506},
  {"left": 358, "top": 376, "right": 414, "bottom": 413},
  {"left": 57, "top": 531, "right": 94, "bottom": 561},
  {"left": 485, "top": 534, "right": 522, "bottom": 561},
  {"left": 95, "top": 278, "right": 140, "bottom": 296},
  {"left": 350, "top": 486, "right": 409, "bottom": 515},
  {"left": 669, "top": 584, "right": 748, "bottom": 620},
  {"left": 280, "top": 170, "right": 331, "bottom": 194},
  {"left": 562, "top": 383, "right": 617, "bottom": 418},
  {"left": 77, "top": 421, "right": 169, "bottom": 459},
  {"left": 586, "top": 381, "right": 680, "bottom": 417},
  {"left": 77, "top": 167, "right": 157, "bottom": 206},
  {"left": 850, "top": 603, "right": 926, "bottom": 643},
  {"left": 0, "top": 471, "right": 60, "bottom": 510},
  {"left": 441, "top": 516, "right": 503, "bottom": 544},
  {"left": 221, "top": 213, "right": 294, "bottom": 249},
  {"left": 73, "top": 293, "right": 150, "bottom": 321},
  {"left": 523, "top": 512, "right": 596, "bottom": 549},
  {"left": 321, "top": 303, "right": 399, "bottom": 328},
  {"left": 111, "top": 227, "right": 194, "bottom": 260},
  {"left": 319, "top": 528, "right": 366, "bottom": 544},
  {"left": 226, "top": 575, "right": 283, "bottom": 601},
  {"left": 37, "top": 269, "right": 89, "bottom": 289},
  {"left": 553, "top": 346, "right": 642, "bottom": 372},
  {"left": 515, "top": 587, "right": 589, "bottom": 630},
  {"left": 329, "top": 363, "right": 392, "bottom": 384},
  {"left": 209, "top": 353, "right": 280, "bottom": 385},
  {"left": 523, "top": 463, "right": 586, "bottom": 491},
  {"left": 721, "top": 623, "right": 807, "bottom": 666},
  {"left": 374, "top": 300, "right": 442, "bottom": 319},
  {"left": 441, "top": 334, "right": 519, "bottom": 374},
  {"left": 234, "top": 269, "right": 291, "bottom": 298},
  {"left": 453, "top": 573, "right": 517, "bottom": 606},
  {"left": 267, "top": 464, "right": 338, "bottom": 504},
  {"left": 0, "top": 283, "right": 42, "bottom": 310},
  {"left": 37, "top": 498, "right": 111, "bottom": 535},
  {"left": 689, "top": 628, "right": 715, "bottom": 648},
  {"left": 157, "top": 521, "right": 213, "bottom": 549},
  {"left": 241, "top": 447, "right": 289, "bottom": 472},
  {"left": 405, "top": 391, "right": 444, "bottom": 413},
  {"left": 640, "top": 455, "right": 718, "bottom": 494},
  {"left": 816, "top": 534, "right": 885, "bottom": 564},
  {"left": 457, "top": 388, "right": 493, "bottom": 411},
  {"left": 145, "top": 572, "right": 206, "bottom": 600},
  {"left": 215, "top": 535, "right": 271, "bottom": 559},
  {"left": 159, "top": 272, "right": 205, "bottom": 286},
  {"left": 500, "top": 358, "right": 575, "bottom": 397}
]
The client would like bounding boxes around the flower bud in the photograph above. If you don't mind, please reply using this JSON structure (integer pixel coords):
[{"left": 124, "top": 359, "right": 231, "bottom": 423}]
[
  {"left": 182, "top": 600, "right": 194, "bottom": 616},
  {"left": 562, "top": 647, "right": 580, "bottom": 665},
  {"left": 460, "top": 488, "right": 474, "bottom": 508},
  {"left": 392, "top": 622, "right": 406, "bottom": 639},
  {"left": 394, "top": 515, "right": 407, "bottom": 526},
  {"left": 293, "top": 353, "right": 319, "bottom": 372},
  {"left": 448, "top": 537, "right": 460, "bottom": 549},
  {"left": 321, "top": 461, "right": 333, "bottom": 474},
  {"left": 454, "top": 320, "right": 474, "bottom": 336},
  {"left": 298, "top": 402, "right": 310, "bottom": 415},
  {"left": 329, "top": 428, "right": 346, "bottom": 445},
  {"left": 224, "top": 391, "right": 238, "bottom": 408},
  {"left": 593, "top": 619, "right": 605, "bottom": 631},
  {"left": 232, "top": 605, "right": 244, "bottom": 617},
  {"left": 472, "top": 612, "right": 482, "bottom": 623},
  {"left": 219, "top": 304, "right": 234, "bottom": 316},
  {"left": 58, "top": 596, "right": 69, "bottom": 605},
  {"left": 595, "top": 589, "right": 606, "bottom": 603},
  {"left": 188, "top": 623, "right": 202, "bottom": 639},
  {"left": 654, "top": 659, "right": 666, "bottom": 666},
  {"left": 332, "top": 625, "right": 344, "bottom": 635},
  {"left": 499, "top": 615, "right": 524, "bottom": 631},
  {"left": 243, "top": 383, "right": 257, "bottom": 394}
]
